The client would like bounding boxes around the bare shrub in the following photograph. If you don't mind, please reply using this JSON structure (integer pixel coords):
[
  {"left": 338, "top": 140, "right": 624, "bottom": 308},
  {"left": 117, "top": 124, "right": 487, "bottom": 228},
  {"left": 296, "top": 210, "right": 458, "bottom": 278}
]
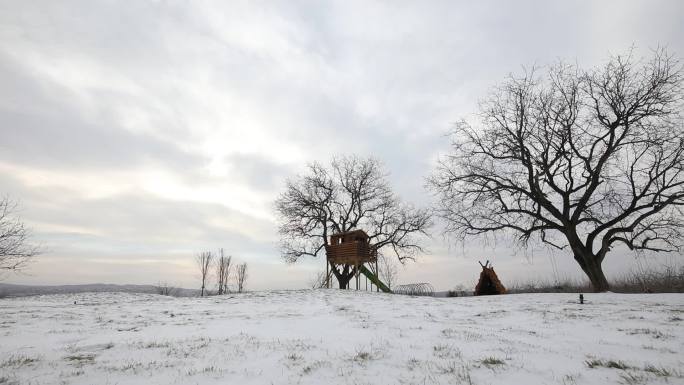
[
  {"left": 378, "top": 254, "right": 399, "bottom": 290},
  {"left": 507, "top": 277, "right": 592, "bottom": 294},
  {"left": 447, "top": 284, "right": 470, "bottom": 297},
  {"left": 309, "top": 269, "right": 327, "bottom": 289},
  {"left": 154, "top": 282, "right": 177, "bottom": 296},
  {"left": 506, "top": 260, "right": 684, "bottom": 293},
  {"left": 611, "top": 260, "right": 684, "bottom": 293}
]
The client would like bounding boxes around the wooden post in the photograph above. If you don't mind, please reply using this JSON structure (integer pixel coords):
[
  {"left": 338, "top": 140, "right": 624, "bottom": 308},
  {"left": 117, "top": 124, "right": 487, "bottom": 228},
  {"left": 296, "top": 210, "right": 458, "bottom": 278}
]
[
  {"left": 375, "top": 259, "right": 379, "bottom": 292},
  {"left": 357, "top": 262, "right": 360, "bottom": 290}
]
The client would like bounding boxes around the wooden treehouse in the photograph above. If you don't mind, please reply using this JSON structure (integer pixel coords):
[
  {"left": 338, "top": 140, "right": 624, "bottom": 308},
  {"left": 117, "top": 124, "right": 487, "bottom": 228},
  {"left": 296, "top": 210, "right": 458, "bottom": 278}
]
[{"left": 324, "top": 230, "right": 391, "bottom": 292}]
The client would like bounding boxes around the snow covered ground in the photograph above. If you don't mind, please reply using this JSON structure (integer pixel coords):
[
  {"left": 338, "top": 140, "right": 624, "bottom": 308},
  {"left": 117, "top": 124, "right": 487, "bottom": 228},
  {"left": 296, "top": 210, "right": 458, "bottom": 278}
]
[{"left": 0, "top": 290, "right": 682, "bottom": 385}]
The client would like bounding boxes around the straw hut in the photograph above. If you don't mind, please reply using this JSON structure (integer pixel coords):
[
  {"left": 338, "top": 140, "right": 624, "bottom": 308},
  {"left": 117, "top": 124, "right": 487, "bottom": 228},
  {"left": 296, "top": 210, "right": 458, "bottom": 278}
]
[{"left": 474, "top": 260, "right": 506, "bottom": 295}]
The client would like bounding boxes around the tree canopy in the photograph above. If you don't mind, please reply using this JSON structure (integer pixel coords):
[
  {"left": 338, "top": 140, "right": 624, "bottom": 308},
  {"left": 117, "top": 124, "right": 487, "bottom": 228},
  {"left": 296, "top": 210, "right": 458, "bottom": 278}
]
[
  {"left": 276, "top": 156, "right": 431, "bottom": 288},
  {"left": 429, "top": 49, "right": 684, "bottom": 291}
]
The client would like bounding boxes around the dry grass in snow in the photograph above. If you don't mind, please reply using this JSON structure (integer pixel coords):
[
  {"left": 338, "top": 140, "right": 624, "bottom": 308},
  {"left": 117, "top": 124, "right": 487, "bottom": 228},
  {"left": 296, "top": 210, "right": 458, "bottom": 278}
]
[{"left": 0, "top": 290, "right": 682, "bottom": 384}]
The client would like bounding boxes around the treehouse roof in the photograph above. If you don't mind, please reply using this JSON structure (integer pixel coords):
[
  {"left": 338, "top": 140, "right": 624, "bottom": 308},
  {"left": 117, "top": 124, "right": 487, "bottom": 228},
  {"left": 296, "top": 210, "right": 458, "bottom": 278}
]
[{"left": 331, "top": 229, "right": 369, "bottom": 239}]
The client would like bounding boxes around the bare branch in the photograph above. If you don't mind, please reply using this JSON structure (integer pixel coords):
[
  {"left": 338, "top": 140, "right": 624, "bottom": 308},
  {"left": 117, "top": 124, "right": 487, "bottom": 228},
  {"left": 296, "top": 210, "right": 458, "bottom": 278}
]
[
  {"left": 0, "top": 196, "right": 40, "bottom": 276},
  {"left": 429, "top": 48, "right": 684, "bottom": 292}
]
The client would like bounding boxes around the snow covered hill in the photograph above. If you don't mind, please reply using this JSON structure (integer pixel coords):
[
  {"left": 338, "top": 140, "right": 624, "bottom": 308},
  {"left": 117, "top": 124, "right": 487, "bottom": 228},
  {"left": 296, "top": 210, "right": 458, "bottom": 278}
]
[
  {"left": 0, "top": 283, "right": 199, "bottom": 297},
  {"left": 0, "top": 290, "right": 682, "bottom": 384}
]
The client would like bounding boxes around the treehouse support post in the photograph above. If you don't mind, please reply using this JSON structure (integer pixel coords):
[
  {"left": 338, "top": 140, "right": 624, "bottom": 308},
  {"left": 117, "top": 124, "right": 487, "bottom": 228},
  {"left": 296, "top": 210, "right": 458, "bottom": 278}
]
[{"left": 375, "top": 259, "right": 379, "bottom": 292}]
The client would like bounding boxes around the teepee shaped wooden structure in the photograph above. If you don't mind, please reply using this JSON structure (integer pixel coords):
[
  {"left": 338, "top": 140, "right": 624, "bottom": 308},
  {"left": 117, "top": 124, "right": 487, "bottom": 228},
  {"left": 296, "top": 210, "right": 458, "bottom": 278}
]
[{"left": 474, "top": 260, "right": 507, "bottom": 295}]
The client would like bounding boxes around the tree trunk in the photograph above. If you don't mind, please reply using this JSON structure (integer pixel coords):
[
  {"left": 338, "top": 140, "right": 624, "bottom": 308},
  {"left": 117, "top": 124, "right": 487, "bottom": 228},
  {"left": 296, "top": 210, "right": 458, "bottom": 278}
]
[
  {"left": 337, "top": 269, "right": 354, "bottom": 289},
  {"left": 330, "top": 263, "right": 355, "bottom": 289},
  {"left": 574, "top": 253, "right": 610, "bottom": 292},
  {"left": 584, "top": 263, "right": 610, "bottom": 292}
]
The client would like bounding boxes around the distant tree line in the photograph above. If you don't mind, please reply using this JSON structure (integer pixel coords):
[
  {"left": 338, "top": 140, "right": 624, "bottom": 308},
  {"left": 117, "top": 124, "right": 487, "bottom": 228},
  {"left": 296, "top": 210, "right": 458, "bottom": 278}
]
[{"left": 195, "top": 249, "right": 248, "bottom": 296}]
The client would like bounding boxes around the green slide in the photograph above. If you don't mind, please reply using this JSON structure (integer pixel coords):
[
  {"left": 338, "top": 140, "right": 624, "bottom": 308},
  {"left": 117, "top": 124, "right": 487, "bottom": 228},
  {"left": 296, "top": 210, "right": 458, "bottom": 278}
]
[{"left": 359, "top": 265, "right": 392, "bottom": 293}]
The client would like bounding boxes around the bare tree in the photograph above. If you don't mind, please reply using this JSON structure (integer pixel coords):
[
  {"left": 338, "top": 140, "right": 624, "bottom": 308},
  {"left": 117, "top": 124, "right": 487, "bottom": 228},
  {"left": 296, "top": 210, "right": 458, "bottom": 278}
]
[
  {"left": 429, "top": 49, "right": 684, "bottom": 292},
  {"left": 275, "top": 156, "right": 432, "bottom": 289},
  {"left": 235, "top": 262, "right": 248, "bottom": 293},
  {"left": 215, "top": 249, "right": 232, "bottom": 295},
  {"left": 196, "top": 251, "right": 213, "bottom": 297},
  {"left": 0, "top": 196, "right": 40, "bottom": 276},
  {"left": 378, "top": 254, "right": 399, "bottom": 290},
  {"left": 154, "top": 281, "right": 177, "bottom": 296},
  {"left": 309, "top": 269, "right": 328, "bottom": 289}
]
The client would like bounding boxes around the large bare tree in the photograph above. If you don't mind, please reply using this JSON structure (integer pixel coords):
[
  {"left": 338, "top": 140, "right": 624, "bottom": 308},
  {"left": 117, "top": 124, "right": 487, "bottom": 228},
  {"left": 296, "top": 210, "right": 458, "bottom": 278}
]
[
  {"left": 429, "top": 49, "right": 684, "bottom": 292},
  {"left": 196, "top": 251, "right": 213, "bottom": 297},
  {"left": 276, "top": 156, "right": 431, "bottom": 289},
  {"left": 1, "top": 196, "right": 39, "bottom": 276}
]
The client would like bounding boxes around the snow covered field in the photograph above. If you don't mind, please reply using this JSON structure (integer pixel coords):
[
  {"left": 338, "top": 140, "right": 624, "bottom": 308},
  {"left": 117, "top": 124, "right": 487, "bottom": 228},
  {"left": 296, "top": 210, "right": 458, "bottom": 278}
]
[{"left": 1, "top": 290, "right": 682, "bottom": 385}]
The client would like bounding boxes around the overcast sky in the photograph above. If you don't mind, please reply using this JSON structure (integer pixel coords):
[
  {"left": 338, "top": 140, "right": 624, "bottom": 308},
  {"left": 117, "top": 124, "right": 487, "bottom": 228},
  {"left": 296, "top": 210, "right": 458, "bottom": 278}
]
[{"left": 2, "top": 1, "right": 684, "bottom": 291}]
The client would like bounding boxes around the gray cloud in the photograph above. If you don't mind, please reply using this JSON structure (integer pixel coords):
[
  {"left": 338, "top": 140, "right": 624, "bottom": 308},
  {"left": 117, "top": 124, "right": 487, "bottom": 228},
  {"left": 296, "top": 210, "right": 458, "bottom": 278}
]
[
  {"left": 222, "top": 153, "right": 291, "bottom": 190},
  {"left": 1, "top": 1, "right": 683, "bottom": 289},
  {"left": 0, "top": 172, "right": 275, "bottom": 253},
  {"left": 0, "top": 55, "right": 204, "bottom": 172}
]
